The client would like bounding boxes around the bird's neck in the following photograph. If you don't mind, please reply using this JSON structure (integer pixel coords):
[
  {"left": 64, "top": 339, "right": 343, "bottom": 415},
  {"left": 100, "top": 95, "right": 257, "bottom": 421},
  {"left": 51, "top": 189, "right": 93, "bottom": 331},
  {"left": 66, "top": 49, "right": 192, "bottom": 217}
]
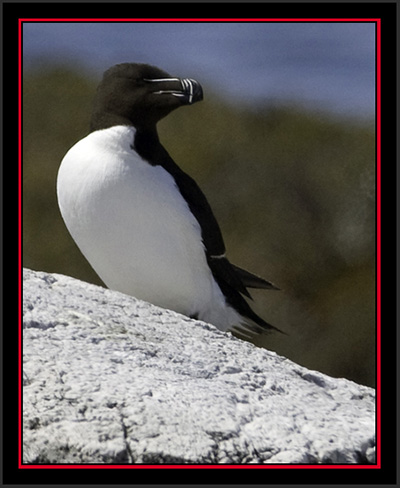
[
  {"left": 133, "top": 126, "right": 170, "bottom": 167},
  {"left": 89, "top": 110, "right": 135, "bottom": 132}
]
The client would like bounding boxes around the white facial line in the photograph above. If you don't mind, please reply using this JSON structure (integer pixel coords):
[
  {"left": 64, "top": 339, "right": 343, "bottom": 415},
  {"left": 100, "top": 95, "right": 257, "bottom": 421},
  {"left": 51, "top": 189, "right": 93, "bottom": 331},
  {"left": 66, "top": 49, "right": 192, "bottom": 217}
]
[
  {"left": 145, "top": 77, "right": 195, "bottom": 102},
  {"left": 145, "top": 78, "right": 186, "bottom": 97},
  {"left": 143, "top": 78, "right": 181, "bottom": 83},
  {"left": 152, "top": 90, "right": 185, "bottom": 97}
]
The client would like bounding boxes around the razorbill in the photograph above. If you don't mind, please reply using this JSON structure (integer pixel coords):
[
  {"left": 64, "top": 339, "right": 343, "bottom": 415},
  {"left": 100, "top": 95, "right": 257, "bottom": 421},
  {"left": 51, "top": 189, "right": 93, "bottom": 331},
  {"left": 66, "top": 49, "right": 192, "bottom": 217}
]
[{"left": 57, "top": 63, "right": 281, "bottom": 338}]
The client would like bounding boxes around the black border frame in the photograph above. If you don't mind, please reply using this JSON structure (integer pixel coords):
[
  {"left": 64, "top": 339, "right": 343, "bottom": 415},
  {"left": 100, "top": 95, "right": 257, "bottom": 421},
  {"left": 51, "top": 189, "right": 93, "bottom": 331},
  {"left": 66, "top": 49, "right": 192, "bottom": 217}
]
[{"left": 2, "top": 1, "right": 397, "bottom": 486}]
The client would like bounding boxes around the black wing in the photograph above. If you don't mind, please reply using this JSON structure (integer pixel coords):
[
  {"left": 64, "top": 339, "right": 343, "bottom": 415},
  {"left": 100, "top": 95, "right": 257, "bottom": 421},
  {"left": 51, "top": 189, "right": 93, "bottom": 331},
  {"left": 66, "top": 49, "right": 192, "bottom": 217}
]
[{"left": 167, "top": 161, "right": 283, "bottom": 335}]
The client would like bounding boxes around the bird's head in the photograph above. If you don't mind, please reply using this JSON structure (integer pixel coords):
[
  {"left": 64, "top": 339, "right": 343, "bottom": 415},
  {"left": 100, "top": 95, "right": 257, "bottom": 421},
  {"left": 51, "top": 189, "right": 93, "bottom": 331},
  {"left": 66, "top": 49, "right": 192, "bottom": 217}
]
[{"left": 90, "top": 63, "right": 203, "bottom": 132}]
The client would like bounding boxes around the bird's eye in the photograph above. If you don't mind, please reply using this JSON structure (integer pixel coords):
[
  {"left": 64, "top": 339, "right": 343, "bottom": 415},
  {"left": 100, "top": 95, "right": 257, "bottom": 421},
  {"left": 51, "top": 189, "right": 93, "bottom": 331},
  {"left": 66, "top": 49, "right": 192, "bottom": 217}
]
[{"left": 126, "top": 77, "right": 144, "bottom": 83}]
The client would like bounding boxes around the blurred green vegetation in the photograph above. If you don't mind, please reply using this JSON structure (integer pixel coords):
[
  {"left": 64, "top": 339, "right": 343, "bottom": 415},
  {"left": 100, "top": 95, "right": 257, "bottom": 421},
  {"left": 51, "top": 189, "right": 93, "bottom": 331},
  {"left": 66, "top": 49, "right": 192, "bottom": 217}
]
[{"left": 23, "top": 65, "right": 376, "bottom": 387}]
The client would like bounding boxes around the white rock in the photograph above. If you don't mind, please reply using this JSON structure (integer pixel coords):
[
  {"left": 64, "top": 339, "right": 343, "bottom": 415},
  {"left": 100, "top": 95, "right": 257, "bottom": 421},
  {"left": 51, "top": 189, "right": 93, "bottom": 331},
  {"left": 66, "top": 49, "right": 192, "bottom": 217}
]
[{"left": 22, "top": 268, "right": 376, "bottom": 464}]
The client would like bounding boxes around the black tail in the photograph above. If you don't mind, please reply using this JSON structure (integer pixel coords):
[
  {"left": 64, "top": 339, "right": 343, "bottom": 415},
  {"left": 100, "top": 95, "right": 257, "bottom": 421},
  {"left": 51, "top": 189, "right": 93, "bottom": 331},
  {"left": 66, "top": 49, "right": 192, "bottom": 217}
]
[{"left": 231, "top": 264, "right": 280, "bottom": 291}]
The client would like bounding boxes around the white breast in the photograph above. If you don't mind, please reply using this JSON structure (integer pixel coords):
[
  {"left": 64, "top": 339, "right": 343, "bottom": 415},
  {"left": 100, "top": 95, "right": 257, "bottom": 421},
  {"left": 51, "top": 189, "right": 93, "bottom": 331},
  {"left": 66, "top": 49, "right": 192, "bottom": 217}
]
[{"left": 57, "top": 126, "right": 239, "bottom": 327}]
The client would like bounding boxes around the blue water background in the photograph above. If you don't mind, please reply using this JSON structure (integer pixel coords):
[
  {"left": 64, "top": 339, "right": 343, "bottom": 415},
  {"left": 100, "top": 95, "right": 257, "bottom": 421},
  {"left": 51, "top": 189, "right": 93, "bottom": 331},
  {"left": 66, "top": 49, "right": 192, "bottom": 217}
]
[{"left": 22, "top": 21, "right": 376, "bottom": 119}]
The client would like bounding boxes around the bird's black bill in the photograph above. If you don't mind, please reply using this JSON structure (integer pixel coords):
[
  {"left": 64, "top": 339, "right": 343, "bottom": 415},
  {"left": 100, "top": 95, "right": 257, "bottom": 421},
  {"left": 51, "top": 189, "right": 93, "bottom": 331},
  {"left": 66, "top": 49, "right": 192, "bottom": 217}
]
[
  {"left": 145, "top": 77, "right": 203, "bottom": 105},
  {"left": 179, "top": 78, "right": 203, "bottom": 104}
]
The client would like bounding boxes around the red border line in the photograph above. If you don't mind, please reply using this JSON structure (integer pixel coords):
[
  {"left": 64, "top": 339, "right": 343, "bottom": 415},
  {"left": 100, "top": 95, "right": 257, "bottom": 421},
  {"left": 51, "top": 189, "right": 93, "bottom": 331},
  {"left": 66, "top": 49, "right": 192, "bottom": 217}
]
[
  {"left": 19, "top": 17, "right": 380, "bottom": 470},
  {"left": 375, "top": 18, "right": 381, "bottom": 470},
  {"left": 20, "top": 463, "right": 380, "bottom": 470},
  {"left": 19, "top": 18, "right": 381, "bottom": 22},
  {"left": 18, "top": 18, "right": 23, "bottom": 471}
]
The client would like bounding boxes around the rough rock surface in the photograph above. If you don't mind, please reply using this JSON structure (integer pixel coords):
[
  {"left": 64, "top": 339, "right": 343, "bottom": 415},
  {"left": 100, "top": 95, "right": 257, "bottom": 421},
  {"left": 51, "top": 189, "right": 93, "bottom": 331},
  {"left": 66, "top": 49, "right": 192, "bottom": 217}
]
[{"left": 22, "top": 268, "right": 376, "bottom": 465}]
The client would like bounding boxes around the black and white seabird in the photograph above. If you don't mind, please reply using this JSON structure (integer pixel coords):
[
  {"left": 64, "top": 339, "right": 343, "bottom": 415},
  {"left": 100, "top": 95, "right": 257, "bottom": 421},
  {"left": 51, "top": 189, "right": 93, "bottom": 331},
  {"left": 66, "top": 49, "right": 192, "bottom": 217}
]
[{"left": 57, "top": 63, "right": 281, "bottom": 338}]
